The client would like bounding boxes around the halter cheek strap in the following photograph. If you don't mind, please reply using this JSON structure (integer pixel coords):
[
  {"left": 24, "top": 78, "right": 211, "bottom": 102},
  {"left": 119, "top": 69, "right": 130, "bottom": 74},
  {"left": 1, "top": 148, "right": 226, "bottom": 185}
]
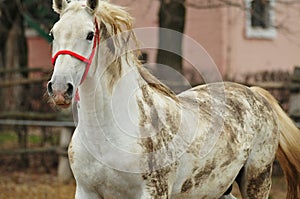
[{"left": 51, "top": 19, "right": 100, "bottom": 101}]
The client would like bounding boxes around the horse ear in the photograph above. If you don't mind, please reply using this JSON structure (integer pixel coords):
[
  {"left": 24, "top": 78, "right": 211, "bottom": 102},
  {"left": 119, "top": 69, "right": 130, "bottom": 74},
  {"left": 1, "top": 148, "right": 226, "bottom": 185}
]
[
  {"left": 86, "top": 0, "right": 99, "bottom": 11},
  {"left": 53, "top": 0, "right": 68, "bottom": 14}
]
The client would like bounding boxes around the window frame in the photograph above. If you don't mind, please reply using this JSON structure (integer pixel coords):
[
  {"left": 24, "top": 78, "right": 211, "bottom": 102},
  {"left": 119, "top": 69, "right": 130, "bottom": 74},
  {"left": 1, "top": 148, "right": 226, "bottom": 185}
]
[{"left": 244, "top": 0, "right": 276, "bottom": 39}]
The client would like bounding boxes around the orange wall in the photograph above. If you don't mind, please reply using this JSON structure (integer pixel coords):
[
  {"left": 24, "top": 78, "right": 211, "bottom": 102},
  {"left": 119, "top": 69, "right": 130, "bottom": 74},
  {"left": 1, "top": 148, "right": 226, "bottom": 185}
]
[
  {"left": 184, "top": 6, "right": 227, "bottom": 77},
  {"left": 115, "top": 0, "right": 300, "bottom": 81},
  {"left": 111, "top": 0, "right": 160, "bottom": 65},
  {"left": 226, "top": 2, "right": 300, "bottom": 80},
  {"left": 26, "top": 1, "right": 300, "bottom": 82},
  {"left": 112, "top": 0, "right": 227, "bottom": 83},
  {"left": 27, "top": 36, "right": 52, "bottom": 68}
]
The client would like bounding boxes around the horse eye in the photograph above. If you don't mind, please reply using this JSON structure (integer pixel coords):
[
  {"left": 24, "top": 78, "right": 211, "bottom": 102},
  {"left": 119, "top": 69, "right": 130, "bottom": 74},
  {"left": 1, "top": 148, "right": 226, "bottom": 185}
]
[
  {"left": 49, "top": 31, "right": 54, "bottom": 41},
  {"left": 86, "top": 32, "right": 94, "bottom": 41}
]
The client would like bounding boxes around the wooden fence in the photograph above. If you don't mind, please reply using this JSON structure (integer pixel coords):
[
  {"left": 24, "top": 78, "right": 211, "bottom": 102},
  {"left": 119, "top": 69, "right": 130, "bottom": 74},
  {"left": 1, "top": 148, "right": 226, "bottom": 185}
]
[
  {"left": 0, "top": 67, "right": 74, "bottom": 182},
  {"left": 0, "top": 66, "right": 300, "bottom": 182},
  {"left": 0, "top": 118, "right": 74, "bottom": 183}
]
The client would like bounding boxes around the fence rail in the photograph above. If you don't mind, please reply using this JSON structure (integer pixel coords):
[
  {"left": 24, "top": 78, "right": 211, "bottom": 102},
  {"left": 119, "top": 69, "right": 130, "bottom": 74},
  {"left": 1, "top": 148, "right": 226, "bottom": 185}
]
[
  {"left": 0, "top": 67, "right": 50, "bottom": 74},
  {"left": 0, "top": 146, "right": 58, "bottom": 156},
  {"left": 0, "top": 67, "right": 50, "bottom": 87},
  {"left": 0, "top": 118, "right": 73, "bottom": 182},
  {"left": 0, "top": 119, "right": 74, "bottom": 127},
  {"left": 0, "top": 77, "right": 49, "bottom": 87}
]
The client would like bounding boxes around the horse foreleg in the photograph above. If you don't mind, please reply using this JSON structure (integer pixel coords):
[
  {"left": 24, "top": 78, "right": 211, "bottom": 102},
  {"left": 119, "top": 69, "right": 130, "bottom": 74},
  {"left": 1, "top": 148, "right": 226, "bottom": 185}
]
[{"left": 75, "top": 184, "right": 103, "bottom": 199}]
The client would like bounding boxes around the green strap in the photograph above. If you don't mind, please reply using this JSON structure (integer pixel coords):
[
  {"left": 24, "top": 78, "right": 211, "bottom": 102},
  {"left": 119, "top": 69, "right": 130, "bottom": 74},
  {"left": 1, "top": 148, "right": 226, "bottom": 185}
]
[{"left": 23, "top": 14, "right": 52, "bottom": 43}]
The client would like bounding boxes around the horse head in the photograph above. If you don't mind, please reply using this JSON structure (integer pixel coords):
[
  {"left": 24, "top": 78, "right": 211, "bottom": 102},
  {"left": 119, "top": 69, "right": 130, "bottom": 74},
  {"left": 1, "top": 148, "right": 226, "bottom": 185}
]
[
  {"left": 48, "top": 0, "right": 137, "bottom": 108},
  {"left": 47, "top": 0, "right": 100, "bottom": 108}
]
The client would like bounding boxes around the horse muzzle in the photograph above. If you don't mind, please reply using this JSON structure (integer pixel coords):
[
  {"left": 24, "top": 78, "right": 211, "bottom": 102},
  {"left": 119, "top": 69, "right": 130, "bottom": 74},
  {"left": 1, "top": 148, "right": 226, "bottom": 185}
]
[{"left": 47, "top": 81, "right": 74, "bottom": 108}]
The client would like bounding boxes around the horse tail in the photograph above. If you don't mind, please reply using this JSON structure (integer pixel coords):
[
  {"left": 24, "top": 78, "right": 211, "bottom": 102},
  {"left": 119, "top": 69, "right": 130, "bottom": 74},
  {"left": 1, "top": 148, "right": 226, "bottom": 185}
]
[{"left": 251, "top": 86, "right": 300, "bottom": 199}]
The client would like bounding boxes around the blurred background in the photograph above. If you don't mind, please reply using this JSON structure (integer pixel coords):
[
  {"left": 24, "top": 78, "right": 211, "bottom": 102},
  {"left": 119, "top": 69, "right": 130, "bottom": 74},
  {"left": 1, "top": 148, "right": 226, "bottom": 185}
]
[{"left": 1, "top": 0, "right": 300, "bottom": 198}]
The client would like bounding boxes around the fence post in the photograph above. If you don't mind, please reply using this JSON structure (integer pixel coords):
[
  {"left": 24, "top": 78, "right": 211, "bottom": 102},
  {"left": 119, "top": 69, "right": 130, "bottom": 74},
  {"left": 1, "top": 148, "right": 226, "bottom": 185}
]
[
  {"left": 57, "top": 127, "right": 73, "bottom": 183},
  {"left": 289, "top": 66, "right": 300, "bottom": 123}
]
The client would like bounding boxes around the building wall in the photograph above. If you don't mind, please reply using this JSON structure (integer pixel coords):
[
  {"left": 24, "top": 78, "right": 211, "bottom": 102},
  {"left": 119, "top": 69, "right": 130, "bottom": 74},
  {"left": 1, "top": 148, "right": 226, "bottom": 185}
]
[
  {"left": 226, "top": 1, "right": 300, "bottom": 80},
  {"left": 27, "top": 0, "right": 226, "bottom": 84},
  {"left": 112, "top": 0, "right": 227, "bottom": 83},
  {"left": 27, "top": 33, "right": 52, "bottom": 68},
  {"left": 26, "top": 1, "right": 300, "bottom": 83},
  {"left": 184, "top": 6, "right": 227, "bottom": 80},
  {"left": 111, "top": 0, "right": 160, "bottom": 65},
  {"left": 115, "top": 0, "right": 300, "bottom": 82}
]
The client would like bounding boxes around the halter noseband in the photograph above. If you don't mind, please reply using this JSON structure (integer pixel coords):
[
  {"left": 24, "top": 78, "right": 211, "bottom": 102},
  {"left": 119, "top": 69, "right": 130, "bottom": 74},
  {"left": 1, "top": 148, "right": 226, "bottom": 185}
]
[{"left": 51, "top": 19, "right": 100, "bottom": 101}]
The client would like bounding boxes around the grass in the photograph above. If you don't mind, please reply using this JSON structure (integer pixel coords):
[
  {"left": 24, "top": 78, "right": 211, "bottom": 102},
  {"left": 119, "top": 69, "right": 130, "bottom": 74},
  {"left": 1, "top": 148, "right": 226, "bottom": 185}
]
[
  {"left": 0, "top": 129, "right": 59, "bottom": 149},
  {"left": 0, "top": 132, "right": 18, "bottom": 149},
  {"left": 0, "top": 132, "right": 43, "bottom": 148},
  {"left": 0, "top": 132, "right": 18, "bottom": 144},
  {"left": 28, "top": 134, "right": 43, "bottom": 144}
]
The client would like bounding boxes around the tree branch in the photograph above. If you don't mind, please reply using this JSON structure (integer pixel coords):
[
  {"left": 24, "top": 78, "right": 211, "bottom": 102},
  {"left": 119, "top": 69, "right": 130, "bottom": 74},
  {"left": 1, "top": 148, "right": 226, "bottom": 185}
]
[
  {"left": 277, "top": 0, "right": 300, "bottom": 5},
  {"left": 183, "top": 0, "right": 245, "bottom": 10}
]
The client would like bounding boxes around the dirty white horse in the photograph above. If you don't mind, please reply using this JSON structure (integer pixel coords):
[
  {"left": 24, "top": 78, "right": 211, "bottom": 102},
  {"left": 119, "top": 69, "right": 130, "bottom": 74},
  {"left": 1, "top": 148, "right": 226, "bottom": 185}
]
[{"left": 47, "top": 0, "right": 300, "bottom": 198}]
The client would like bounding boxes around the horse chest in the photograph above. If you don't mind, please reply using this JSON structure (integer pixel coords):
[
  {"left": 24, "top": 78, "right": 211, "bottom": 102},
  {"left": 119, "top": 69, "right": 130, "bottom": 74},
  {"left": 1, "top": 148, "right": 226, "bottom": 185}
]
[{"left": 69, "top": 130, "right": 144, "bottom": 198}]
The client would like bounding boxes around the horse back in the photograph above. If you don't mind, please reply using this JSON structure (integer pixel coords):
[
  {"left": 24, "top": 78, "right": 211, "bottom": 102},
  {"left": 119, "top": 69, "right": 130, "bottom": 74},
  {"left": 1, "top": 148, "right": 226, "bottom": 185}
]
[{"left": 171, "top": 82, "right": 279, "bottom": 198}]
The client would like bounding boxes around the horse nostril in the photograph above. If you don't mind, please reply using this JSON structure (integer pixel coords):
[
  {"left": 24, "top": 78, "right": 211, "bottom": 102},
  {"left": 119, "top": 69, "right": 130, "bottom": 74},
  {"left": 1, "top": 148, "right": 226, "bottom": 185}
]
[
  {"left": 47, "top": 82, "right": 53, "bottom": 95},
  {"left": 66, "top": 83, "right": 74, "bottom": 97}
]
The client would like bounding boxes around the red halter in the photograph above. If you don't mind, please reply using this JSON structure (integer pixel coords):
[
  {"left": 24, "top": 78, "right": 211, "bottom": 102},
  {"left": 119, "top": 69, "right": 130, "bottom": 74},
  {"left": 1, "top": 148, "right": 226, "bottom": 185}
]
[{"left": 51, "top": 19, "right": 100, "bottom": 101}]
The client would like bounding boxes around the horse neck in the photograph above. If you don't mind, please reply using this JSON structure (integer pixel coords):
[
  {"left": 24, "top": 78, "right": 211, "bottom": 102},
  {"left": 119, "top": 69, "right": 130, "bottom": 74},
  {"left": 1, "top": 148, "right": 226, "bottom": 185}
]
[
  {"left": 77, "top": 51, "right": 143, "bottom": 129},
  {"left": 75, "top": 50, "right": 182, "bottom": 159}
]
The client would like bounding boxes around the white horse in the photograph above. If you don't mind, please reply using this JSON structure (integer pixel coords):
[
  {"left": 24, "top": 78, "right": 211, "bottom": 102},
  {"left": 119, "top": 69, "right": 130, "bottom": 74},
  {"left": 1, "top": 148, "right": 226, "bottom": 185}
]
[{"left": 47, "top": 0, "right": 300, "bottom": 198}]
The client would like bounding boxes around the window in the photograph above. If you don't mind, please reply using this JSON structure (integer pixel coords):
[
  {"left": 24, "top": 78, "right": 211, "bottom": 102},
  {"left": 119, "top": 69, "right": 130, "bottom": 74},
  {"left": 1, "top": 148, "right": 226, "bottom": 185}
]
[{"left": 245, "top": 0, "right": 276, "bottom": 39}]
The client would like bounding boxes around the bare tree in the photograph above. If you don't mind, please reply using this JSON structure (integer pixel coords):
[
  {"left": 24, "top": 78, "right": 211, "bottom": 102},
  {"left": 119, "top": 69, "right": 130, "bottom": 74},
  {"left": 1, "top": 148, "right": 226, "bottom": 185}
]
[
  {"left": 0, "top": 0, "right": 56, "bottom": 167},
  {"left": 0, "top": 0, "right": 28, "bottom": 112},
  {"left": 155, "top": 0, "right": 186, "bottom": 92},
  {"left": 0, "top": 0, "right": 57, "bottom": 112},
  {"left": 0, "top": 0, "right": 29, "bottom": 167},
  {"left": 157, "top": 0, "right": 186, "bottom": 73}
]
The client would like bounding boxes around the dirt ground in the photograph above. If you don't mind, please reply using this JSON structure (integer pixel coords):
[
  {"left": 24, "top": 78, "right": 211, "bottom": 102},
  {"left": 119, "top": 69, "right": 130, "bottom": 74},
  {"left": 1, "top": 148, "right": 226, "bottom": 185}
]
[
  {"left": 0, "top": 171, "right": 287, "bottom": 199},
  {"left": 0, "top": 171, "right": 75, "bottom": 199}
]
